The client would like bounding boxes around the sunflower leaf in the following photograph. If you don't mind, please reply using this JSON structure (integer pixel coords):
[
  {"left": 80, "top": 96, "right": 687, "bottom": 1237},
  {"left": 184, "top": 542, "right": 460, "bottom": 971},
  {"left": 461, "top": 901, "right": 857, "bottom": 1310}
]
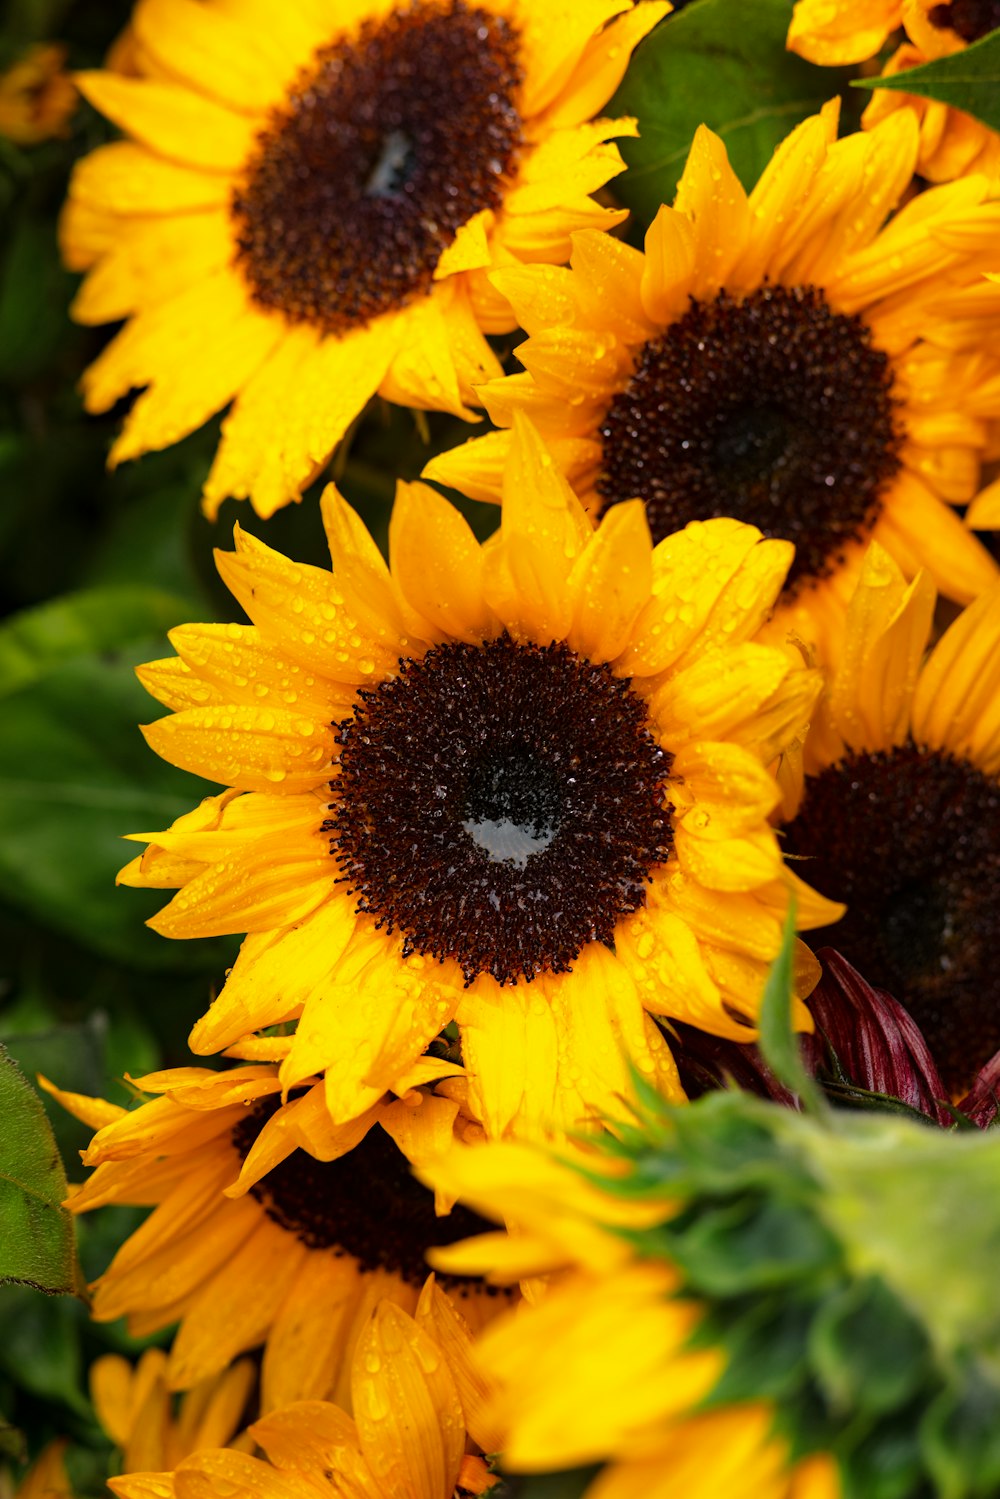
[
  {"left": 608, "top": 0, "right": 848, "bottom": 226},
  {"left": 0, "top": 1046, "right": 84, "bottom": 1298},
  {"left": 0, "top": 586, "right": 192, "bottom": 700},
  {"left": 0, "top": 633, "right": 234, "bottom": 970},
  {"left": 851, "top": 29, "right": 1000, "bottom": 131}
]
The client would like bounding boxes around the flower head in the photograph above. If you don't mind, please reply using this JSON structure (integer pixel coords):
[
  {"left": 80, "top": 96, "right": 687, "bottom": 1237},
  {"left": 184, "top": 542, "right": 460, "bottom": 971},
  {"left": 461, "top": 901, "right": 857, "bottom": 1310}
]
[
  {"left": 45, "top": 1060, "right": 504, "bottom": 1412},
  {"left": 121, "top": 420, "right": 837, "bottom": 1142},
  {"left": 0, "top": 44, "right": 76, "bottom": 144},
  {"left": 62, "top": 0, "right": 668, "bottom": 517},
  {"left": 427, "top": 107, "right": 1000, "bottom": 666},
  {"left": 781, "top": 544, "right": 1000, "bottom": 1097}
]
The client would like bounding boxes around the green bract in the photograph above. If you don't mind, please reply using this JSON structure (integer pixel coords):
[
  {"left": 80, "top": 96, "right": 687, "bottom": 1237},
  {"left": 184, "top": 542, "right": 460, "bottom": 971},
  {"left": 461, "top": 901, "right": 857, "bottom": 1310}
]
[{"left": 584, "top": 1071, "right": 1000, "bottom": 1498}]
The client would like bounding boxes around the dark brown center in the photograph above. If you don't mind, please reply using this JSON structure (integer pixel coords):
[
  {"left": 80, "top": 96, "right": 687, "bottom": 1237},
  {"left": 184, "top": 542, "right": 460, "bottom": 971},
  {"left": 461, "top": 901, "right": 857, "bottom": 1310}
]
[
  {"left": 326, "top": 636, "right": 673, "bottom": 985},
  {"left": 231, "top": 0, "right": 523, "bottom": 334},
  {"left": 597, "top": 285, "right": 902, "bottom": 598},
  {"left": 928, "top": 0, "right": 1000, "bottom": 41},
  {"left": 232, "top": 1101, "right": 497, "bottom": 1292},
  {"left": 782, "top": 744, "right": 1000, "bottom": 1096}
]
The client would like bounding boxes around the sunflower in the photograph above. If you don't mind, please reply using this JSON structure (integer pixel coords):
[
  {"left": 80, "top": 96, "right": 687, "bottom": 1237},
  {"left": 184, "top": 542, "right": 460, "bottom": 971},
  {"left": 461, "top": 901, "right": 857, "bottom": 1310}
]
[
  {"left": 778, "top": 541, "right": 1000, "bottom": 1099},
  {"left": 61, "top": 0, "right": 669, "bottom": 519},
  {"left": 426, "top": 106, "right": 1000, "bottom": 668},
  {"left": 107, "top": 1299, "right": 500, "bottom": 1499},
  {"left": 418, "top": 1139, "right": 840, "bottom": 1499},
  {"left": 120, "top": 418, "right": 838, "bottom": 1143},
  {"left": 43, "top": 1060, "right": 509, "bottom": 1413},
  {"left": 0, "top": 44, "right": 76, "bottom": 145},
  {"left": 788, "top": 2, "right": 1000, "bottom": 181},
  {"left": 91, "top": 1349, "right": 256, "bottom": 1474}
]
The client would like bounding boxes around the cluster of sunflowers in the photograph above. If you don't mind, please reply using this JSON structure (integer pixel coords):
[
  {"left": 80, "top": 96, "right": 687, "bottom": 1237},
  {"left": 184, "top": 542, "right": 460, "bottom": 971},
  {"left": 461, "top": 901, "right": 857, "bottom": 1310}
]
[{"left": 5, "top": 0, "right": 1000, "bottom": 1496}]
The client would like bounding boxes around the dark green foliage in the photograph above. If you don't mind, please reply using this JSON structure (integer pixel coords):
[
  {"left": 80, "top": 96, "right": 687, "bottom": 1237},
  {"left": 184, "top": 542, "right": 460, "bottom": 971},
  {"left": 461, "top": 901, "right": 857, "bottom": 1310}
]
[{"left": 608, "top": 0, "right": 850, "bottom": 229}]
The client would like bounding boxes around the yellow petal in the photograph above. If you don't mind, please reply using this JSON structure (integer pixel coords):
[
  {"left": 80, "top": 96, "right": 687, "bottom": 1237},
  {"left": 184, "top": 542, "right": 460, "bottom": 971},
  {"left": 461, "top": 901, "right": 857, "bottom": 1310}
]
[
  {"left": 74, "top": 72, "right": 257, "bottom": 172},
  {"left": 131, "top": 0, "right": 286, "bottom": 114},
  {"left": 827, "top": 543, "right": 936, "bottom": 753},
  {"left": 167, "top": 622, "right": 351, "bottom": 718},
  {"left": 188, "top": 896, "right": 358, "bottom": 1055},
  {"left": 640, "top": 205, "right": 697, "bottom": 324},
  {"left": 140, "top": 703, "right": 335, "bottom": 794},
  {"left": 320, "top": 485, "right": 417, "bottom": 650},
  {"left": 70, "top": 141, "right": 231, "bottom": 213},
  {"left": 566, "top": 499, "right": 653, "bottom": 663},
  {"left": 912, "top": 582, "right": 1000, "bottom": 773},
  {"left": 204, "top": 317, "right": 400, "bottom": 521},
  {"left": 82, "top": 270, "right": 280, "bottom": 427},
  {"left": 389, "top": 481, "right": 493, "bottom": 645},
  {"left": 251, "top": 1398, "right": 360, "bottom": 1470},
  {"left": 174, "top": 1450, "right": 312, "bottom": 1499},
  {"left": 352, "top": 1302, "right": 464, "bottom": 1499},
  {"left": 280, "top": 932, "right": 457, "bottom": 1123},
  {"left": 167, "top": 1221, "right": 305, "bottom": 1388},
  {"left": 674, "top": 126, "right": 751, "bottom": 298},
  {"left": 539, "top": 2, "right": 671, "bottom": 131},
  {"left": 483, "top": 413, "right": 591, "bottom": 643},
  {"left": 37, "top": 1076, "right": 128, "bottom": 1130},
  {"left": 735, "top": 106, "right": 837, "bottom": 291},
  {"left": 434, "top": 209, "right": 493, "bottom": 279},
  {"left": 415, "top": 1278, "right": 505, "bottom": 1454},
  {"left": 787, "top": 0, "right": 901, "bottom": 63},
  {"left": 215, "top": 526, "right": 406, "bottom": 683},
  {"left": 261, "top": 1256, "right": 364, "bottom": 1411}
]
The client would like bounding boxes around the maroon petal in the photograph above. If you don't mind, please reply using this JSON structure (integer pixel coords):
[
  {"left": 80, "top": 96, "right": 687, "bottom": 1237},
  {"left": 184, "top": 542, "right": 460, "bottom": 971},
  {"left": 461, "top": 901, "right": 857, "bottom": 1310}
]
[
  {"left": 809, "top": 949, "right": 953, "bottom": 1127},
  {"left": 957, "top": 1050, "right": 1000, "bottom": 1128}
]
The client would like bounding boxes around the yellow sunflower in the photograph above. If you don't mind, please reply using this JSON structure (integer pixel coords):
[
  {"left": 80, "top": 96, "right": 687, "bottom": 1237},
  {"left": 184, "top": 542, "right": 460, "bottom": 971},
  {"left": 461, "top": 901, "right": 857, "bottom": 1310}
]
[
  {"left": 426, "top": 106, "right": 1000, "bottom": 669},
  {"left": 44, "top": 1059, "right": 509, "bottom": 1413},
  {"left": 61, "top": 0, "right": 668, "bottom": 519},
  {"left": 91, "top": 1350, "right": 256, "bottom": 1475},
  {"left": 0, "top": 44, "right": 76, "bottom": 145},
  {"left": 779, "top": 540, "right": 1000, "bottom": 1099},
  {"left": 119, "top": 418, "right": 838, "bottom": 1143},
  {"left": 419, "top": 1141, "right": 839, "bottom": 1499},
  {"left": 107, "top": 1299, "right": 501, "bottom": 1499},
  {"left": 789, "top": 2, "right": 1000, "bottom": 182}
]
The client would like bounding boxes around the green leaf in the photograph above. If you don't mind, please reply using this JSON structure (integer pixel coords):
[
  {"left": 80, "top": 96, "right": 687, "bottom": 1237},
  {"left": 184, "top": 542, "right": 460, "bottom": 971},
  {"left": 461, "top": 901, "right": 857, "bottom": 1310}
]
[
  {"left": 0, "top": 214, "right": 76, "bottom": 384},
  {"left": 0, "top": 1015, "right": 109, "bottom": 1164},
  {"left": 757, "top": 900, "right": 825, "bottom": 1113},
  {"left": 608, "top": 0, "right": 847, "bottom": 226},
  {"left": 0, "top": 586, "right": 193, "bottom": 700},
  {"left": 0, "top": 1287, "right": 88, "bottom": 1414},
  {"left": 0, "top": 1046, "right": 83, "bottom": 1297},
  {"left": 0, "top": 643, "right": 235, "bottom": 970},
  {"left": 851, "top": 28, "right": 1000, "bottom": 131}
]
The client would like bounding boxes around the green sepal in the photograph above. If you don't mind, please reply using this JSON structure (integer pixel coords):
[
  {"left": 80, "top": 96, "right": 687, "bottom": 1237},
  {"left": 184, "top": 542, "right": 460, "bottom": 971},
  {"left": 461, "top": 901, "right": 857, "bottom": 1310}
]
[
  {"left": 808, "top": 1276, "right": 931, "bottom": 1415},
  {"left": 919, "top": 1361, "right": 1000, "bottom": 1499}
]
